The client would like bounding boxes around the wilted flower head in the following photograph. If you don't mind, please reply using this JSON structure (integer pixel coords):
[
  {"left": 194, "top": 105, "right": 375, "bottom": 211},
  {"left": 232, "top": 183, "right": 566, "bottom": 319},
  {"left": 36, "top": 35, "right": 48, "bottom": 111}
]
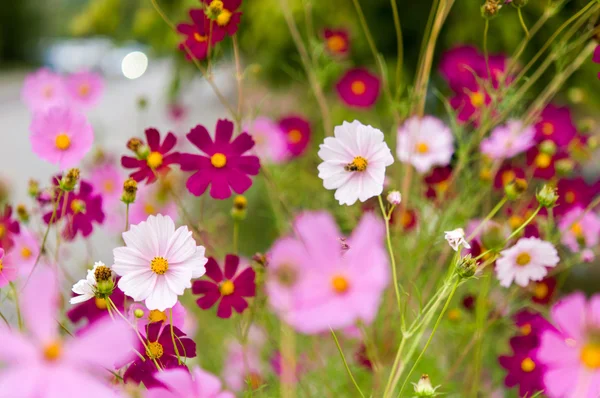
[
  {"left": 444, "top": 228, "right": 471, "bottom": 251},
  {"left": 70, "top": 261, "right": 115, "bottom": 304}
]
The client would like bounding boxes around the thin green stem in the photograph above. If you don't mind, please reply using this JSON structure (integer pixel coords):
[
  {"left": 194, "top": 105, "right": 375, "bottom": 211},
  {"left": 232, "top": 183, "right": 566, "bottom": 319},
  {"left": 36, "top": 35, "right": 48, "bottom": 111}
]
[
  {"left": 233, "top": 220, "right": 239, "bottom": 254},
  {"left": 507, "top": 205, "right": 541, "bottom": 241},
  {"left": 170, "top": 309, "right": 182, "bottom": 365},
  {"left": 378, "top": 196, "right": 402, "bottom": 311},
  {"left": 390, "top": 0, "right": 403, "bottom": 93},
  {"left": 330, "top": 328, "right": 365, "bottom": 398},
  {"left": 467, "top": 196, "right": 507, "bottom": 241},
  {"left": 483, "top": 19, "right": 490, "bottom": 84},
  {"left": 10, "top": 283, "right": 22, "bottom": 330},
  {"left": 517, "top": 8, "right": 529, "bottom": 37},
  {"left": 125, "top": 203, "right": 130, "bottom": 232}
]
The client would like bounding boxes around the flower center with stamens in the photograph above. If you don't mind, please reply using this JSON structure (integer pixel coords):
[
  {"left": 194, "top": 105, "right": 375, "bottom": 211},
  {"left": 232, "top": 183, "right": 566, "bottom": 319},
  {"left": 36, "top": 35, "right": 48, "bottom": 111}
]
[
  {"left": 542, "top": 122, "right": 554, "bottom": 136},
  {"left": 516, "top": 252, "right": 531, "bottom": 266},
  {"left": 43, "top": 341, "right": 62, "bottom": 361},
  {"left": 581, "top": 344, "right": 600, "bottom": 369},
  {"left": 217, "top": 9, "right": 232, "bottom": 26},
  {"left": 70, "top": 199, "right": 86, "bottom": 214},
  {"left": 502, "top": 170, "right": 516, "bottom": 186},
  {"left": 55, "top": 134, "right": 71, "bottom": 150},
  {"left": 0, "top": 224, "right": 5, "bottom": 239},
  {"left": 534, "top": 153, "right": 551, "bottom": 169},
  {"left": 520, "top": 323, "right": 531, "bottom": 336},
  {"left": 509, "top": 215, "right": 524, "bottom": 230},
  {"left": 148, "top": 309, "right": 167, "bottom": 323},
  {"left": 220, "top": 280, "right": 235, "bottom": 296},
  {"left": 211, "top": 153, "right": 227, "bottom": 168},
  {"left": 344, "top": 156, "right": 368, "bottom": 172},
  {"left": 520, "top": 357, "right": 536, "bottom": 372},
  {"left": 21, "top": 247, "right": 32, "bottom": 259},
  {"left": 570, "top": 222, "right": 583, "bottom": 237},
  {"left": 78, "top": 83, "right": 90, "bottom": 97},
  {"left": 147, "top": 152, "right": 163, "bottom": 169},
  {"left": 350, "top": 81, "right": 366, "bottom": 95},
  {"left": 470, "top": 92, "right": 484, "bottom": 108},
  {"left": 288, "top": 129, "right": 302, "bottom": 144},
  {"left": 565, "top": 191, "right": 575, "bottom": 203},
  {"left": 533, "top": 282, "right": 549, "bottom": 299},
  {"left": 146, "top": 341, "right": 164, "bottom": 359},
  {"left": 103, "top": 180, "right": 114, "bottom": 193},
  {"left": 327, "top": 35, "right": 345, "bottom": 53},
  {"left": 415, "top": 142, "right": 429, "bottom": 154},
  {"left": 94, "top": 266, "right": 112, "bottom": 282},
  {"left": 150, "top": 256, "right": 169, "bottom": 275},
  {"left": 194, "top": 32, "right": 207, "bottom": 42},
  {"left": 331, "top": 275, "right": 349, "bottom": 294},
  {"left": 95, "top": 297, "right": 108, "bottom": 309}
]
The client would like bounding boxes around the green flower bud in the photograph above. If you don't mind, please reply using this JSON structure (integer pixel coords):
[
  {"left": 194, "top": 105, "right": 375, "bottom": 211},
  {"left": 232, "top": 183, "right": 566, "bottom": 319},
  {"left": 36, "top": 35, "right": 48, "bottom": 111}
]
[
  {"left": 536, "top": 185, "right": 558, "bottom": 208},
  {"left": 456, "top": 254, "right": 479, "bottom": 279}
]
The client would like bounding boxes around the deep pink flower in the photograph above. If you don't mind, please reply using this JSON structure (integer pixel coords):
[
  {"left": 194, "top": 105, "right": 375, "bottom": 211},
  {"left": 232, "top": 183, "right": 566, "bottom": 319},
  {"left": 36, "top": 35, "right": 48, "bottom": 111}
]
[
  {"left": 336, "top": 68, "right": 380, "bottom": 108},
  {"left": 449, "top": 87, "right": 491, "bottom": 124},
  {"left": 439, "top": 45, "right": 483, "bottom": 91},
  {"left": 29, "top": 106, "right": 94, "bottom": 170},
  {"left": 193, "top": 255, "right": 256, "bottom": 319},
  {"left": 0, "top": 268, "right": 135, "bottom": 397},
  {"left": 146, "top": 367, "right": 235, "bottom": 398},
  {"left": 278, "top": 115, "right": 311, "bottom": 157},
  {"left": 65, "top": 70, "right": 104, "bottom": 109},
  {"left": 121, "top": 128, "right": 180, "bottom": 184},
  {"left": 0, "top": 206, "right": 20, "bottom": 250},
  {"left": 123, "top": 323, "right": 196, "bottom": 388},
  {"left": 323, "top": 28, "right": 350, "bottom": 56},
  {"left": 21, "top": 68, "right": 68, "bottom": 112},
  {"left": 67, "top": 286, "right": 126, "bottom": 332},
  {"left": 555, "top": 178, "right": 596, "bottom": 216},
  {"left": 530, "top": 277, "right": 557, "bottom": 305},
  {"left": 535, "top": 104, "right": 577, "bottom": 148},
  {"left": 177, "top": 9, "right": 216, "bottom": 61},
  {"left": 513, "top": 310, "right": 554, "bottom": 351},
  {"left": 498, "top": 339, "right": 545, "bottom": 397},
  {"left": 493, "top": 164, "right": 526, "bottom": 190},
  {"left": 200, "top": 0, "right": 242, "bottom": 37},
  {"left": 424, "top": 166, "right": 452, "bottom": 199},
  {"left": 525, "top": 147, "right": 568, "bottom": 180},
  {"left": 179, "top": 119, "right": 260, "bottom": 199},
  {"left": 43, "top": 178, "right": 105, "bottom": 240}
]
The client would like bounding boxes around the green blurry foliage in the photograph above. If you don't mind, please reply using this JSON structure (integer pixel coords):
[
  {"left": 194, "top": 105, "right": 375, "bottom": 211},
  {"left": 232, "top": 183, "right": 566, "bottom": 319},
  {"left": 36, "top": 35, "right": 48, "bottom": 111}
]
[{"left": 0, "top": 0, "right": 43, "bottom": 64}]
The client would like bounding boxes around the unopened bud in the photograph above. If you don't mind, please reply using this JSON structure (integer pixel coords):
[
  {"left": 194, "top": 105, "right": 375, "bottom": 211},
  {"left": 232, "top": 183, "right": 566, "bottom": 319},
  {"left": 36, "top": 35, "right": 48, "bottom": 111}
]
[
  {"left": 28, "top": 179, "right": 40, "bottom": 198},
  {"left": 134, "top": 308, "right": 145, "bottom": 318},
  {"left": 555, "top": 158, "right": 575, "bottom": 175},
  {"left": 121, "top": 178, "right": 138, "bottom": 204},
  {"left": 481, "top": 0, "right": 502, "bottom": 19},
  {"left": 536, "top": 184, "right": 558, "bottom": 208},
  {"left": 386, "top": 190, "right": 402, "bottom": 206},
  {"left": 456, "top": 254, "right": 479, "bottom": 279},
  {"left": 16, "top": 204, "right": 29, "bottom": 223},
  {"left": 539, "top": 140, "right": 557, "bottom": 156},
  {"left": 60, "top": 168, "right": 80, "bottom": 192},
  {"left": 505, "top": 178, "right": 528, "bottom": 200},
  {"left": 233, "top": 195, "right": 248, "bottom": 210},
  {"left": 412, "top": 374, "right": 440, "bottom": 397},
  {"left": 127, "top": 138, "right": 143, "bottom": 153}
]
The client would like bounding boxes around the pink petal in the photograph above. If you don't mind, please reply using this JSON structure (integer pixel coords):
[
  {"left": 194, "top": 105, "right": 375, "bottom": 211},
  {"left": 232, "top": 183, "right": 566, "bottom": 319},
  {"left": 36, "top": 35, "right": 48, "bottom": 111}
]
[
  {"left": 551, "top": 292, "right": 587, "bottom": 340},
  {"left": 21, "top": 268, "right": 59, "bottom": 344}
]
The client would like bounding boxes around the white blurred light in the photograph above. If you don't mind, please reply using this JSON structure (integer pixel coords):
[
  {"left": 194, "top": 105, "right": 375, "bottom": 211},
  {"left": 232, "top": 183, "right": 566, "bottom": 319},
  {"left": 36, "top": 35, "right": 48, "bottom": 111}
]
[{"left": 121, "top": 51, "right": 148, "bottom": 79}]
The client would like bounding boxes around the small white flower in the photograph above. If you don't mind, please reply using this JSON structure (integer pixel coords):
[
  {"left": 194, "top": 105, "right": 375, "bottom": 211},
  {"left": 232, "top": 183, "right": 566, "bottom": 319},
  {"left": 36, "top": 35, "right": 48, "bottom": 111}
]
[
  {"left": 318, "top": 120, "right": 394, "bottom": 206},
  {"left": 495, "top": 237, "right": 559, "bottom": 287},
  {"left": 444, "top": 228, "right": 471, "bottom": 251},
  {"left": 386, "top": 190, "right": 402, "bottom": 205},
  {"left": 70, "top": 261, "right": 111, "bottom": 304}
]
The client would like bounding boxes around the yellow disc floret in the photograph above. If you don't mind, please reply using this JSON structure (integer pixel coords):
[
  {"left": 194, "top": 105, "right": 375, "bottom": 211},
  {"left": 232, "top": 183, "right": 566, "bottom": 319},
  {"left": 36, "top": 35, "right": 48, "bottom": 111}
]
[
  {"left": 332, "top": 275, "right": 349, "bottom": 294},
  {"left": 220, "top": 280, "right": 235, "bottom": 296},
  {"left": 211, "top": 153, "right": 227, "bottom": 168},
  {"left": 150, "top": 256, "right": 169, "bottom": 275},
  {"left": 147, "top": 152, "right": 163, "bottom": 169},
  {"left": 55, "top": 133, "right": 71, "bottom": 151},
  {"left": 344, "top": 156, "right": 368, "bottom": 172},
  {"left": 516, "top": 252, "right": 531, "bottom": 266},
  {"left": 146, "top": 341, "right": 164, "bottom": 359},
  {"left": 581, "top": 344, "right": 600, "bottom": 369}
]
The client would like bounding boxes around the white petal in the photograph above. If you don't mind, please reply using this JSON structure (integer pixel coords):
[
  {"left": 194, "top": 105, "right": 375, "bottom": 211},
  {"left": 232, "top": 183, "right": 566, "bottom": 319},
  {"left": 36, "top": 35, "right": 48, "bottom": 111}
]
[
  {"left": 118, "top": 269, "right": 157, "bottom": 301},
  {"left": 145, "top": 277, "right": 178, "bottom": 311}
]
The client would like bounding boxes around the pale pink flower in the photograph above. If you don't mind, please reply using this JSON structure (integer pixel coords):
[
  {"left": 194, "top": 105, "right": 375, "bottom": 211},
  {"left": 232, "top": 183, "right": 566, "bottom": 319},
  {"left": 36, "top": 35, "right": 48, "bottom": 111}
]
[
  {"left": 480, "top": 120, "right": 535, "bottom": 160},
  {"left": 495, "top": 237, "right": 559, "bottom": 287},
  {"left": 538, "top": 292, "right": 600, "bottom": 397},
  {"left": 113, "top": 214, "right": 207, "bottom": 311},
  {"left": 29, "top": 106, "right": 94, "bottom": 170},
  {"left": 21, "top": 68, "right": 68, "bottom": 112},
  {"left": 245, "top": 117, "right": 288, "bottom": 164},
  {"left": 559, "top": 208, "right": 600, "bottom": 252},
  {"left": 396, "top": 116, "right": 454, "bottom": 174},
  {"left": 4, "top": 227, "right": 39, "bottom": 278},
  {"left": 582, "top": 249, "right": 595, "bottom": 263},
  {"left": 0, "top": 248, "right": 18, "bottom": 288},
  {"left": 65, "top": 70, "right": 104, "bottom": 109},
  {"left": 90, "top": 163, "right": 124, "bottom": 205},
  {"left": 146, "top": 367, "right": 235, "bottom": 398},
  {"left": 0, "top": 268, "right": 135, "bottom": 397},
  {"left": 222, "top": 329, "right": 266, "bottom": 392},
  {"left": 129, "top": 301, "right": 187, "bottom": 336},
  {"left": 128, "top": 184, "right": 178, "bottom": 226}
]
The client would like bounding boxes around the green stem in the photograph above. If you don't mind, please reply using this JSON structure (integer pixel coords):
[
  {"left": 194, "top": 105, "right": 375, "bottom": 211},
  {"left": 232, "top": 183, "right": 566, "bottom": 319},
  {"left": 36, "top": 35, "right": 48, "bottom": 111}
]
[
  {"left": 233, "top": 220, "right": 239, "bottom": 254},
  {"left": 10, "top": 282, "right": 22, "bottom": 330},
  {"left": 170, "top": 309, "right": 182, "bottom": 365},
  {"left": 125, "top": 203, "right": 130, "bottom": 232},
  {"left": 390, "top": 0, "right": 403, "bottom": 93},
  {"left": 378, "top": 196, "right": 402, "bottom": 311},
  {"left": 331, "top": 328, "right": 365, "bottom": 398},
  {"left": 517, "top": 8, "right": 529, "bottom": 37},
  {"left": 467, "top": 196, "right": 507, "bottom": 241},
  {"left": 507, "top": 205, "right": 541, "bottom": 241}
]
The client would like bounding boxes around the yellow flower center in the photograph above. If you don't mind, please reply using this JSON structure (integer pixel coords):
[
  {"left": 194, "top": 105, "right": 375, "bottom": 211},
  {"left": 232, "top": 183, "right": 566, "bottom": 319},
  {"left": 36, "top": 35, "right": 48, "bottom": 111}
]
[
  {"left": 350, "top": 80, "right": 366, "bottom": 95},
  {"left": 147, "top": 152, "right": 163, "bottom": 169},
  {"left": 520, "top": 323, "right": 532, "bottom": 336},
  {"left": 217, "top": 9, "right": 232, "bottom": 26},
  {"left": 509, "top": 215, "right": 524, "bottom": 230},
  {"left": 78, "top": 83, "right": 91, "bottom": 97},
  {"left": 533, "top": 282, "right": 549, "bottom": 299},
  {"left": 194, "top": 32, "right": 207, "bottom": 42},
  {"left": 415, "top": 142, "right": 429, "bottom": 154},
  {"left": 570, "top": 222, "right": 583, "bottom": 237},
  {"left": 516, "top": 252, "right": 531, "bottom": 266},
  {"left": 247, "top": 372, "right": 263, "bottom": 390},
  {"left": 208, "top": 0, "right": 224, "bottom": 12},
  {"left": 0, "top": 260, "right": 3, "bottom": 273},
  {"left": 95, "top": 297, "right": 108, "bottom": 310},
  {"left": 479, "top": 168, "right": 492, "bottom": 181},
  {"left": 220, "top": 280, "right": 235, "bottom": 296},
  {"left": 437, "top": 180, "right": 449, "bottom": 193},
  {"left": 150, "top": 256, "right": 169, "bottom": 275},
  {"left": 146, "top": 341, "right": 164, "bottom": 359},
  {"left": 211, "top": 153, "right": 227, "bottom": 168},
  {"left": 148, "top": 309, "right": 167, "bottom": 323},
  {"left": 344, "top": 156, "right": 368, "bottom": 172},
  {"left": 534, "top": 153, "right": 552, "bottom": 169},
  {"left": 103, "top": 180, "right": 114, "bottom": 193},
  {"left": 520, "top": 357, "right": 536, "bottom": 372},
  {"left": 288, "top": 129, "right": 302, "bottom": 144},
  {"left": 55, "top": 133, "right": 71, "bottom": 151},
  {"left": 70, "top": 199, "right": 86, "bottom": 214},
  {"left": 581, "top": 344, "right": 600, "bottom": 369},
  {"left": 144, "top": 203, "right": 156, "bottom": 215},
  {"left": 447, "top": 308, "right": 461, "bottom": 321},
  {"left": 502, "top": 170, "right": 516, "bottom": 186},
  {"left": 43, "top": 85, "right": 54, "bottom": 98},
  {"left": 43, "top": 341, "right": 62, "bottom": 361},
  {"left": 401, "top": 211, "right": 413, "bottom": 228},
  {"left": 0, "top": 224, "right": 5, "bottom": 239},
  {"left": 327, "top": 35, "right": 346, "bottom": 53},
  {"left": 565, "top": 191, "right": 576, "bottom": 203},
  {"left": 470, "top": 91, "right": 485, "bottom": 108},
  {"left": 331, "top": 275, "right": 349, "bottom": 294},
  {"left": 21, "top": 247, "right": 32, "bottom": 259},
  {"left": 542, "top": 122, "right": 554, "bottom": 136}
]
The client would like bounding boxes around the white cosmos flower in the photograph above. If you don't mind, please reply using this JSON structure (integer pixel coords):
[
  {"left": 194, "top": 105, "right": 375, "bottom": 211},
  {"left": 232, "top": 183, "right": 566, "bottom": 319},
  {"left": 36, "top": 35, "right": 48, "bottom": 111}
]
[
  {"left": 113, "top": 214, "right": 208, "bottom": 311},
  {"left": 317, "top": 120, "right": 394, "bottom": 206},
  {"left": 495, "top": 237, "right": 559, "bottom": 288},
  {"left": 444, "top": 228, "right": 471, "bottom": 251},
  {"left": 70, "top": 261, "right": 112, "bottom": 304},
  {"left": 396, "top": 116, "right": 454, "bottom": 174}
]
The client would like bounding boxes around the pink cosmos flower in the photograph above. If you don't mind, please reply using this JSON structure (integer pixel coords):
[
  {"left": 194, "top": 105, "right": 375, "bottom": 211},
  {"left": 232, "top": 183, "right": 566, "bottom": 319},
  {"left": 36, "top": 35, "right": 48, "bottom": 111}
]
[
  {"left": 129, "top": 301, "right": 186, "bottom": 336},
  {"left": 21, "top": 68, "right": 67, "bottom": 112},
  {"left": 0, "top": 268, "right": 135, "bottom": 397},
  {"left": 0, "top": 248, "right": 18, "bottom": 288},
  {"left": 538, "top": 293, "right": 600, "bottom": 397},
  {"left": 245, "top": 117, "right": 288, "bottom": 164},
  {"left": 222, "top": 333, "right": 265, "bottom": 392},
  {"left": 480, "top": 120, "right": 535, "bottom": 160},
  {"left": 90, "top": 163, "right": 124, "bottom": 205},
  {"left": 146, "top": 367, "right": 235, "bottom": 398},
  {"left": 177, "top": 9, "right": 215, "bottom": 61},
  {"left": 336, "top": 68, "right": 380, "bottom": 108},
  {"left": 0, "top": 205, "right": 20, "bottom": 250},
  {"left": 559, "top": 207, "right": 600, "bottom": 252},
  {"left": 323, "top": 28, "right": 350, "bottom": 57},
  {"left": 180, "top": 119, "right": 261, "bottom": 199},
  {"left": 3, "top": 227, "right": 39, "bottom": 278},
  {"left": 200, "top": 0, "right": 242, "bottom": 37},
  {"left": 278, "top": 115, "right": 311, "bottom": 157},
  {"left": 30, "top": 106, "right": 94, "bottom": 170},
  {"left": 267, "top": 211, "right": 389, "bottom": 334},
  {"left": 65, "top": 70, "right": 104, "bottom": 109},
  {"left": 556, "top": 178, "right": 597, "bottom": 216},
  {"left": 396, "top": 116, "right": 454, "bottom": 174},
  {"left": 128, "top": 183, "right": 178, "bottom": 226},
  {"left": 495, "top": 237, "right": 559, "bottom": 287},
  {"left": 534, "top": 104, "right": 577, "bottom": 148}
]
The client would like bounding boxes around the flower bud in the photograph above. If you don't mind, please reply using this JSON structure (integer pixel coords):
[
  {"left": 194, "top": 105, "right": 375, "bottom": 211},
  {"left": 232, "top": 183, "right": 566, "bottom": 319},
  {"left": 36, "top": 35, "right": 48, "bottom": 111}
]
[
  {"left": 511, "top": 0, "right": 528, "bottom": 7},
  {"left": 127, "top": 138, "right": 143, "bottom": 153},
  {"left": 134, "top": 308, "right": 145, "bottom": 318},
  {"left": 233, "top": 195, "right": 248, "bottom": 210},
  {"left": 16, "top": 204, "right": 29, "bottom": 223},
  {"left": 28, "top": 179, "right": 40, "bottom": 198},
  {"left": 555, "top": 158, "right": 575, "bottom": 176},
  {"left": 481, "top": 0, "right": 502, "bottom": 19},
  {"left": 412, "top": 374, "right": 440, "bottom": 397},
  {"left": 456, "top": 254, "right": 479, "bottom": 279},
  {"left": 536, "top": 184, "right": 558, "bottom": 208},
  {"left": 539, "top": 140, "right": 557, "bottom": 156},
  {"left": 60, "top": 168, "right": 80, "bottom": 192},
  {"left": 386, "top": 190, "right": 402, "bottom": 206},
  {"left": 121, "top": 178, "right": 138, "bottom": 204},
  {"left": 504, "top": 178, "right": 528, "bottom": 200},
  {"left": 96, "top": 279, "right": 115, "bottom": 297}
]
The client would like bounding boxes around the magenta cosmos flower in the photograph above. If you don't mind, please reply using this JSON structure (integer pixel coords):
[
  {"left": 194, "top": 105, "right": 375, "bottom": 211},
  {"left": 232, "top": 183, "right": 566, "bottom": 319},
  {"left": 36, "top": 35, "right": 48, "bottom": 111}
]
[
  {"left": 525, "top": 147, "right": 568, "bottom": 180},
  {"left": 179, "top": 119, "right": 261, "bottom": 199},
  {"left": 336, "top": 68, "right": 380, "bottom": 108},
  {"left": 67, "top": 286, "right": 126, "bottom": 332},
  {"left": 43, "top": 179, "right": 105, "bottom": 240},
  {"left": 245, "top": 117, "right": 288, "bottom": 164},
  {"left": 193, "top": 255, "right": 256, "bottom": 319},
  {"left": 556, "top": 178, "right": 597, "bottom": 216},
  {"left": 122, "top": 128, "right": 180, "bottom": 184},
  {"left": 123, "top": 323, "right": 196, "bottom": 388},
  {"left": 323, "top": 28, "right": 350, "bottom": 57},
  {"left": 535, "top": 104, "right": 577, "bottom": 148},
  {"left": 201, "top": 0, "right": 242, "bottom": 37},
  {"left": 0, "top": 205, "right": 20, "bottom": 250},
  {"left": 146, "top": 367, "right": 235, "bottom": 398},
  {"left": 493, "top": 164, "right": 525, "bottom": 190},
  {"left": 21, "top": 68, "right": 67, "bottom": 112},
  {"left": 538, "top": 293, "right": 600, "bottom": 397},
  {"left": 499, "top": 338, "right": 546, "bottom": 397},
  {"left": 65, "top": 70, "right": 104, "bottom": 109},
  {"left": 0, "top": 268, "right": 135, "bottom": 397},
  {"left": 30, "top": 106, "right": 94, "bottom": 170},
  {"left": 439, "top": 45, "right": 483, "bottom": 92},
  {"left": 279, "top": 115, "right": 311, "bottom": 157},
  {"left": 266, "top": 211, "right": 389, "bottom": 334},
  {"left": 177, "top": 9, "right": 216, "bottom": 61}
]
